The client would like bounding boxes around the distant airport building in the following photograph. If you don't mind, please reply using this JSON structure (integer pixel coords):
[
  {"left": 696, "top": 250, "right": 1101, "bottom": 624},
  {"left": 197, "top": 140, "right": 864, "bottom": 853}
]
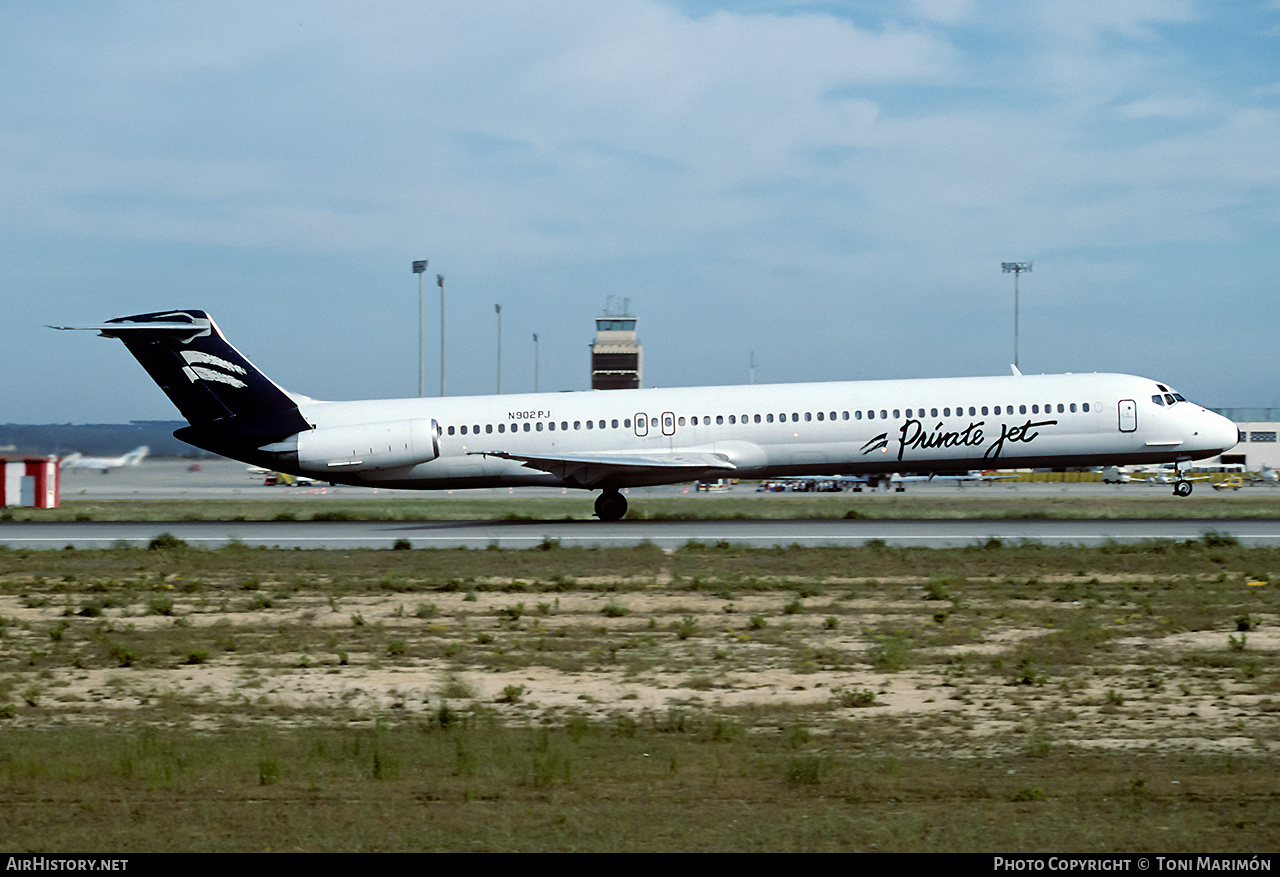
[
  {"left": 1206, "top": 408, "right": 1280, "bottom": 471},
  {"left": 590, "top": 303, "right": 642, "bottom": 390},
  {"left": 1, "top": 455, "right": 60, "bottom": 508}
]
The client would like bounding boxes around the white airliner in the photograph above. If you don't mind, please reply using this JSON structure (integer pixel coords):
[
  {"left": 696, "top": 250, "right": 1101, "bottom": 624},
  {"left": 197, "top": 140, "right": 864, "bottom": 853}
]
[
  {"left": 60, "top": 445, "right": 149, "bottom": 474},
  {"left": 56, "top": 310, "right": 1238, "bottom": 520}
]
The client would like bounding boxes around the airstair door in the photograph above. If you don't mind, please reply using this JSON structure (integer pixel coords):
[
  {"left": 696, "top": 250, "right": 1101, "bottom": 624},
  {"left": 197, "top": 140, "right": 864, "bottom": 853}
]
[
  {"left": 1118, "top": 399, "right": 1137, "bottom": 433},
  {"left": 634, "top": 413, "right": 649, "bottom": 437},
  {"left": 662, "top": 412, "right": 675, "bottom": 436}
]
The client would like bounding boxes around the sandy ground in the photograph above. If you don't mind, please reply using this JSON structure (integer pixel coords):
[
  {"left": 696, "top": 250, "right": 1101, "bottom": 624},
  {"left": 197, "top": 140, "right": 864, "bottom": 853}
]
[{"left": 3, "top": 578, "right": 1276, "bottom": 758}]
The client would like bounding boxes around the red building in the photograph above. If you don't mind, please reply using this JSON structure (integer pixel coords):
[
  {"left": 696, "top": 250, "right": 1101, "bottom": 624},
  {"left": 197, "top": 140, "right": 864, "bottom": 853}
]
[{"left": 1, "top": 456, "right": 60, "bottom": 508}]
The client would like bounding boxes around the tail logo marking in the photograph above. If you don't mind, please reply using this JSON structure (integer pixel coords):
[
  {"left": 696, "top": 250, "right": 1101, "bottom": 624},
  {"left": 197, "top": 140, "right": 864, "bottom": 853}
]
[{"left": 179, "top": 350, "right": 248, "bottom": 389}]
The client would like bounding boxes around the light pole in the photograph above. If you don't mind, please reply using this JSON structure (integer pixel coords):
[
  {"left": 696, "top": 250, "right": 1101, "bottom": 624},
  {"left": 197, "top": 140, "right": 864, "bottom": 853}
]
[
  {"left": 412, "top": 260, "right": 428, "bottom": 397},
  {"left": 495, "top": 304, "right": 502, "bottom": 394},
  {"left": 1002, "top": 261, "right": 1032, "bottom": 370},
  {"left": 437, "top": 274, "right": 446, "bottom": 396},
  {"left": 532, "top": 333, "right": 539, "bottom": 393}
]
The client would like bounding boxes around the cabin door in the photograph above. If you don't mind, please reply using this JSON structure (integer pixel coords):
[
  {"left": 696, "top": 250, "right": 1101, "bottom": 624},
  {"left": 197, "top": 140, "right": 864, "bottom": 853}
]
[{"left": 1118, "top": 399, "right": 1137, "bottom": 433}]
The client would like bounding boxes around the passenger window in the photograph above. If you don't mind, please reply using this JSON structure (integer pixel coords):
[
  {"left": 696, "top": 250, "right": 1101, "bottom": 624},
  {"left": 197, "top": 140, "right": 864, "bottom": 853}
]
[
  {"left": 536, "top": 422, "right": 543, "bottom": 431},
  {"left": 716, "top": 415, "right": 724, "bottom": 425},
  {"left": 879, "top": 410, "right": 887, "bottom": 419},
  {"left": 486, "top": 424, "right": 493, "bottom": 434},
  {"left": 611, "top": 419, "right": 619, "bottom": 428},
  {"left": 1069, "top": 404, "right": 1076, "bottom": 413},
  {"left": 867, "top": 411, "right": 875, "bottom": 420},
  {"left": 523, "top": 423, "right": 531, "bottom": 432},
  {"left": 678, "top": 417, "right": 686, "bottom": 426},
  {"left": 447, "top": 426, "right": 455, "bottom": 435},
  {"left": 1019, "top": 405, "right": 1027, "bottom": 415},
  {"left": 754, "top": 414, "right": 762, "bottom": 423},
  {"left": 1031, "top": 405, "right": 1039, "bottom": 414},
  {"left": 587, "top": 421, "right": 593, "bottom": 429},
  {"left": 766, "top": 413, "right": 774, "bottom": 423},
  {"left": 1083, "top": 403, "right": 1090, "bottom": 412},
  {"left": 816, "top": 412, "right": 824, "bottom": 421},
  {"left": 804, "top": 412, "right": 812, "bottom": 422},
  {"left": 460, "top": 426, "right": 467, "bottom": 435}
]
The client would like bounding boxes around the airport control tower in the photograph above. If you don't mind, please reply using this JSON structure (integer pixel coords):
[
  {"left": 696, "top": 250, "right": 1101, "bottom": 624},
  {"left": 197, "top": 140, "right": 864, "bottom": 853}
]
[{"left": 590, "top": 300, "right": 642, "bottom": 390}]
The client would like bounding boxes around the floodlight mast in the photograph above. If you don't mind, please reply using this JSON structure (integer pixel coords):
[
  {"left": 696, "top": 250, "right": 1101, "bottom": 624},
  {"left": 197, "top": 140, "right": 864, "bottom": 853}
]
[
  {"left": 412, "top": 260, "right": 428, "bottom": 397},
  {"left": 495, "top": 304, "right": 502, "bottom": 394},
  {"left": 437, "top": 275, "right": 446, "bottom": 397},
  {"left": 1002, "top": 261, "right": 1032, "bottom": 370}
]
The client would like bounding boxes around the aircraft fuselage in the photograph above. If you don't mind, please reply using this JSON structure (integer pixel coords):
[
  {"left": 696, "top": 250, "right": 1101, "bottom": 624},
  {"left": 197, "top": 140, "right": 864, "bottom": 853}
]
[{"left": 254, "top": 372, "right": 1236, "bottom": 490}]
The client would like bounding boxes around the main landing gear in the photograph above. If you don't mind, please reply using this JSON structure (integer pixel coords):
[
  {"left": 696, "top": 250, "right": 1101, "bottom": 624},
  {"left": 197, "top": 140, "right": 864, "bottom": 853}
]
[{"left": 594, "top": 488, "right": 628, "bottom": 522}]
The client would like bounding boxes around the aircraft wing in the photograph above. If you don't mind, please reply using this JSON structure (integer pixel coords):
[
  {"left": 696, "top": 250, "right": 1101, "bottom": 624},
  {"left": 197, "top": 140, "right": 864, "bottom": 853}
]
[{"left": 468, "top": 449, "right": 735, "bottom": 489}]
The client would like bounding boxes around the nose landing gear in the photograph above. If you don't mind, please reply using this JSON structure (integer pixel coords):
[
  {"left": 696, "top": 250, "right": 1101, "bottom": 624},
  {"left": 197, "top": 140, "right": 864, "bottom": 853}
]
[
  {"left": 593, "top": 488, "right": 628, "bottom": 521},
  {"left": 1173, "top": 479, "right": 1193, "bottom": 497}
]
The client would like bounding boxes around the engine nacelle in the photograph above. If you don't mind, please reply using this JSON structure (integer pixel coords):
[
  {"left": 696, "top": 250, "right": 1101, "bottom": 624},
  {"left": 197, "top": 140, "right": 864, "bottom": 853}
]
[{"left": 291, "top": 419, "right": 439, "bottom": 472}]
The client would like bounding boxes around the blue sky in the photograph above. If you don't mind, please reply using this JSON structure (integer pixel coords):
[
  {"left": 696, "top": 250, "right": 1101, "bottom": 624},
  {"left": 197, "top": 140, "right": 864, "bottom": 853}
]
[{"left": 4, "top": 0, "right": 1280, "bottom": 423}]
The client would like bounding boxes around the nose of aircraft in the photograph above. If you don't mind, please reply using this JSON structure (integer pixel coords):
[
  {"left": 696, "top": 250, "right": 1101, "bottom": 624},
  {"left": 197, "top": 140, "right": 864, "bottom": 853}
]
[{"left": 1201, "top": 410, "right": 1239, "bottom": 455}]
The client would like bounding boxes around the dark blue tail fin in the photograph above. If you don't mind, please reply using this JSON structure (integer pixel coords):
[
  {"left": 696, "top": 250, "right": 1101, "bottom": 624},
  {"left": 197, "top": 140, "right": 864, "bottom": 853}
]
[{"left": 83, "top": 310, "right": 309, "bottom": 456}]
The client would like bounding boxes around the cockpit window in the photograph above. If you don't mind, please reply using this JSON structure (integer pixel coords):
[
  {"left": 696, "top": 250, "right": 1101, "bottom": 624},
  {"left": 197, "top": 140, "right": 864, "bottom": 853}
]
[
  {"left": 1164, "top": 394, "right": 1176, "bottom": 405},
  {"left": 1152, "top": 395, "right": 1165, "bottom": 406}
]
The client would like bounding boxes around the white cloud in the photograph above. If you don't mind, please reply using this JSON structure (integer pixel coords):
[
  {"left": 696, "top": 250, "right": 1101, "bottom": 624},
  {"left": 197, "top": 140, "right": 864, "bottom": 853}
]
[{"left": 3, "top": 0, "right": 1280, "bottom": 418}]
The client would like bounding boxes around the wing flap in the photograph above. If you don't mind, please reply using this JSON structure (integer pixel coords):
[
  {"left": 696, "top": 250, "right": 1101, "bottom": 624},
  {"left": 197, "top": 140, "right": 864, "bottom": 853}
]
[{"left": 469, "top": 449, "right": 736, "bottom": 488}]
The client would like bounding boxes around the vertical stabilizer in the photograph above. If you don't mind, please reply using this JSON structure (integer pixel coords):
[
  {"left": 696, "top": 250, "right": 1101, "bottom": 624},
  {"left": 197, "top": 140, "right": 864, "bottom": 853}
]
[{"left": 60, "top": 310, "right": 309, "bottom": 455}]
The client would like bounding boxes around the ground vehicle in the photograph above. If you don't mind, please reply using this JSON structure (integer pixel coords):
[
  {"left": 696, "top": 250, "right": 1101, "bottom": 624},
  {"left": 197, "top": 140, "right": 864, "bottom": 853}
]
[{"left": 1213, "top": 475, "right": 1245, "bottom": 491}]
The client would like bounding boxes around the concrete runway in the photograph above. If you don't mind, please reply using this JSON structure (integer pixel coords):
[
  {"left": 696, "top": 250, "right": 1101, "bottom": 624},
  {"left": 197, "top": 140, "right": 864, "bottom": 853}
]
[
  {"left": 6, "top": 515, "right": 1280, "bottom": 550},
  {"left": 15, "top": 456, "right": 1274, "bottom": 549},
  {"left": 56, "top": 456, "right": 1259, "bottom": 500}
]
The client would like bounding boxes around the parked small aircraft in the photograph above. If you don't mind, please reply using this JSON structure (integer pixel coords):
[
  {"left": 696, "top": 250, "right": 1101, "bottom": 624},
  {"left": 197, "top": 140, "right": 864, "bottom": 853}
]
[{"left": 60, "top": 445, "right": 149, "bottom": 474}]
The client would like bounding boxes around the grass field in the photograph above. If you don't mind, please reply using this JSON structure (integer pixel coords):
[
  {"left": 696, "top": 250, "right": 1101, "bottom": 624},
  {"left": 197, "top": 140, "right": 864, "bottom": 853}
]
[{"left": 0, "top": 536, "right": 1276, "bottom": 851}]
